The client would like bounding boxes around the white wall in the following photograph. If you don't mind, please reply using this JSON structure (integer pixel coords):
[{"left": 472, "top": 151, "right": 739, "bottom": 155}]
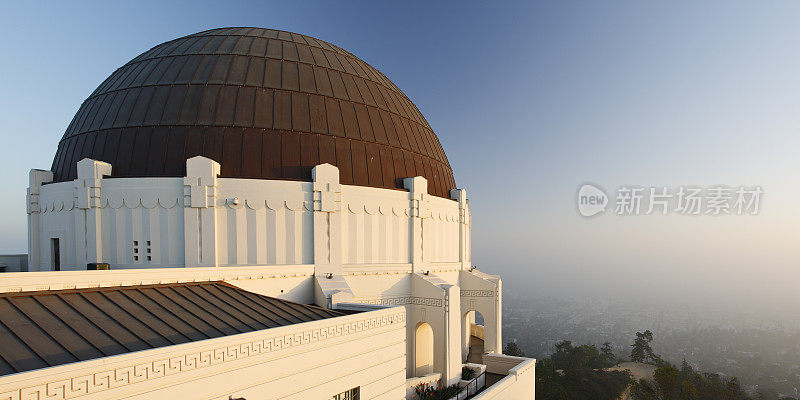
[
  {"left": 0, "top": 265, "right": 315, "bottom": 304},
  {"left": 0, "top": 306, "right": 407, "bottom": 400},
  {"left": 341, "top": 186, "right": 412, "bottom": 265},
  {"left": 27, "top": 158, "right": 470, "bottom": 272},
  {"left": 20, "top": 158, "right": 525, "bottom": 396},
  {"left": 475, "top": 355, "right": 536, "bottom": 400}
]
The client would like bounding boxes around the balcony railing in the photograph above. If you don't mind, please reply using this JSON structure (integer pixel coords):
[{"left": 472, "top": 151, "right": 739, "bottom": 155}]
[{"left": 450, "top": 370, "right": 486, "bottom": 400}]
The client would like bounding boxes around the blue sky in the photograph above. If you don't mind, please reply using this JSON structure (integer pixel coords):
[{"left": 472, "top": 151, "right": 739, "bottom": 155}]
[{"left": 2, "top": 1, "right": 799, "bottom": 310}]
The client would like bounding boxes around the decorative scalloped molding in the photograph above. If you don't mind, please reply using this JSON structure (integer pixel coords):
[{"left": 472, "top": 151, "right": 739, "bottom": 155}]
[
  {"left": 0, "top": 311, "right": 405, "bottom": 400},
  {"left": 345, "top": 202, "right": 411, "bottom": 216},
  {"left": 233, "top": 199, "right": 313, "bottom": 211},
  {"left": 40, "top": 198, "right": 75, "bottom": 213},
  {"left": 40, "top": 197, "right": 186, "bottom": 212}
]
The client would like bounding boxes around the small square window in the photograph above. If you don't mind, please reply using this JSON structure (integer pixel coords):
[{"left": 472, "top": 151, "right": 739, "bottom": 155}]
[
  {"left": 146, "top": 241, "right": 151, "bottom": 246},
  {"left": 134, "top": 248, "right": 138, "bottom": 253},
  {"left": 147, "top": 256, "right": 151, "bottom": 261},
  {"left": 134, "top": 255, "right": 139, "bottom": 261},
  {"left": 147, "top": 248, "right": 151, "bottom": 253},
  {"left": 133, "top": 241, "right": 138, "bottom": 246}
]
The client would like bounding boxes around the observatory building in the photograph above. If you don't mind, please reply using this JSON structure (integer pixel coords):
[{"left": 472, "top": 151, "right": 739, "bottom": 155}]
[{"left": 4, "top": 28, "right": 535, "bottom": 399}]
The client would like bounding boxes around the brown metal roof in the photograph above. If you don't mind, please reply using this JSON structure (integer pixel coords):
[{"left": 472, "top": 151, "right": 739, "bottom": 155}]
[
  {"left": 50, "top": 27, "right": 456, "bottom": 198},
  {"left": 0, "top": 281, "right": 345, "bottom": 376}
]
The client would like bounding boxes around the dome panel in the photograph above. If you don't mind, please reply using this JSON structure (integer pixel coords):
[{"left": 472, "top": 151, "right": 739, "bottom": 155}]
[{"left": 51, "top": 28, "right": 455, "bottom": 198}]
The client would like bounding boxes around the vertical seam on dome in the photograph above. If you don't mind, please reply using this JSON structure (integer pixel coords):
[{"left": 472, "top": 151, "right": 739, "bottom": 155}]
[
  {"left": 83, "top": 95, "right": 113, "bottom": 137},
  {"left": 245, "top": 87, "right": 256, "bottom": 129},
  {"left": 269, "top": 89, "right": 275, "bottom": 132},
  {"left": 143, "top": 85, "right": 171, "bottom": 129},
  {"left": 141, "top": 86, "right": 163, "bottom": 128},
  {"left": 137, "top": 127, "right": 154, "bottom": 177},
  {"left": 330, "top": 94, "right": 344, "bottom": 138},
  {"left": 152, "top": 127, "right": 168, "bottom": 176},
  {"left": 84, "top": 133, "right": 99, "bottom": 170},
  {"left": 239, "top": 127, "right": 245, "bottom": 175},
  {"left": 59, "top": 138, "right": 76, "bottom": 180},
  {"left": 107, "top": 129, "right": 123, "bottom": 178},
  {"left": 140, "top": 58, "right": 170, "bottom": 88},
  {"left": 152, "top": 57, "right": 179, "bottom": 86},
  {"left": 277, "top": 39, "right": 284, "bottom": 92},
  {"left": 180, "top": 126, "right": 190, "bottom": 175},
  {"left": 93, "top": 68, "right": 123, "bottom": 99},
  {"left": 94, "top": 92, "right": 119, "bottom": 131},
  {"left": 170, "top": 85, "right": 190, "bottom": 128},
  {"left": 205, "top": 33, "right": 229, "bottom": 55},
  {"left": 349, "top": 103, "right": 362, "bottom": 141},
  {"left": 123, "top": 61, "right": 156, "bottom": 94}
]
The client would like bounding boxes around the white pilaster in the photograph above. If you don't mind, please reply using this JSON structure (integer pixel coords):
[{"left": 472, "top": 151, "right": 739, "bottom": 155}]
[
  {"left": 450, "top": 188, "right": 470, "bottom": 270},
  {"left": 404, "top": 176, "right": 428, "bottom": 273},
  {"left": 74, "top": 159, "right": 112, "bottom": 268},
  {"left": 27, "top": 169, "right": 53, "bottom": 271},
  {"left": 312, "top": 164, "right": 356, "bottom": 308},
  {"left": 184, "top": 156, "right": 220, "bottom": 267},
  {"left": 312, "top": 163, "right": 342, "bottom": 276},
  {"left": 443, "top": 284, "right": 463, "bottom": 385}
]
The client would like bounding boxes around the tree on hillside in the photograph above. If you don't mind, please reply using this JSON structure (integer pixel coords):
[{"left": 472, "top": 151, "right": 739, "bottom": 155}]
[
  {"left": 536, "top": 341, "right": 632, "bottom": 400},
  {"left": 631, "top": 363, "right": 754, "bottom": 400},
  {"left": 679, "top": 380, "right": 698, "bottom": 400},
  {"left": 679, "top": 358, "right": 694, "bottom": 377},
  {"left": 551, "top": 341, "right": 608, "bottom": 370},
  {"left": 601, "top": 342, "right": 616, "bottom": 367},
  {"left": 630, "top": 378, "right": 659, "bottom": 400},
  {"left": 503, "top": 341, "right": 525, "bottom": 357},
  {"left": 631, "top": 330, "right": 662, "bottom": 364},
  {"left": 722, "top": 377, "right": 746, "bottom": 400},
  {"left": 653, "top": 365, "right": 680, "bottom": 399}
]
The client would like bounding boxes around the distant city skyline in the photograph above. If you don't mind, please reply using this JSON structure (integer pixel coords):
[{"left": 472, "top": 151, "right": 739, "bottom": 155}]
[{"left": 2, "top": 1, "right": 799, "bottom": 311}]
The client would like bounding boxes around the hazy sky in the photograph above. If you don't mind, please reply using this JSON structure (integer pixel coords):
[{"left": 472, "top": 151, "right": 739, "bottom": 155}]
[{"left": 1, "top": 1, "right": 798, "bottom": 311}]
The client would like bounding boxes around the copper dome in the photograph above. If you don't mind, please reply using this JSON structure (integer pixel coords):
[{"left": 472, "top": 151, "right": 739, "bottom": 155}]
[{"left": 51, "top": 27, "right": 456, "bottom": 198}]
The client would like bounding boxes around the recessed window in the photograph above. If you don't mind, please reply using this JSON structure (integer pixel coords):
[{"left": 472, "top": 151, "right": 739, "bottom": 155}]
[
  {"left": 50, "top": 238, "right": 61, "bottom": 271},
  {"left": 331, "top": 388, "right": 359, "bottom": 400},
  {"left": 146, "top": 241, "right": 153, "bottom": 262},
  {"left": 132, "top": 241, "right": 140, "bottom": 261}
]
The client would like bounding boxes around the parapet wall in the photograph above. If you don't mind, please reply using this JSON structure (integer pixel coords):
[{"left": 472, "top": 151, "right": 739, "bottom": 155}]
[{"left": 27, "top": 158, "right": 471, "bottom": 274}]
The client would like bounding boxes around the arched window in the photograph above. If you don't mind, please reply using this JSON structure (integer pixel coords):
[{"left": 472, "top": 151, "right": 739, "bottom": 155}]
[{"left": 415, "top": 322, "right": 434, "bottom": 376}]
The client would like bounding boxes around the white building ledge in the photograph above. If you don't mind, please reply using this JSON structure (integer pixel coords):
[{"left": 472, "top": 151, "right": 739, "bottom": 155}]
[{"left": 470, "top": 354, "right": 536, "bottom": 400}]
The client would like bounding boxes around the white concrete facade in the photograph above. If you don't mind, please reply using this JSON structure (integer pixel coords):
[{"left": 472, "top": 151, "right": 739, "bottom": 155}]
[
  {"left": 0, "top": 302, "right": 406, "bottom": 400},
  {"left": 20, "top": 156, "right": 534, "bottom": 399},
  {"left": 27, "top": 157, "right": 466, "bottom": 273}
]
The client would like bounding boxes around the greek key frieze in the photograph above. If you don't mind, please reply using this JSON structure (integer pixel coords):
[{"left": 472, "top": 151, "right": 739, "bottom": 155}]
[
  {"left": 354, "top": 296, "right": 445, "bottom": 308},
  {"left": 460, "top": 290, "right": 495, "bottom": 298},
  {"left": 0, "top": 311, "right": 404, "bottom": 400}
]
